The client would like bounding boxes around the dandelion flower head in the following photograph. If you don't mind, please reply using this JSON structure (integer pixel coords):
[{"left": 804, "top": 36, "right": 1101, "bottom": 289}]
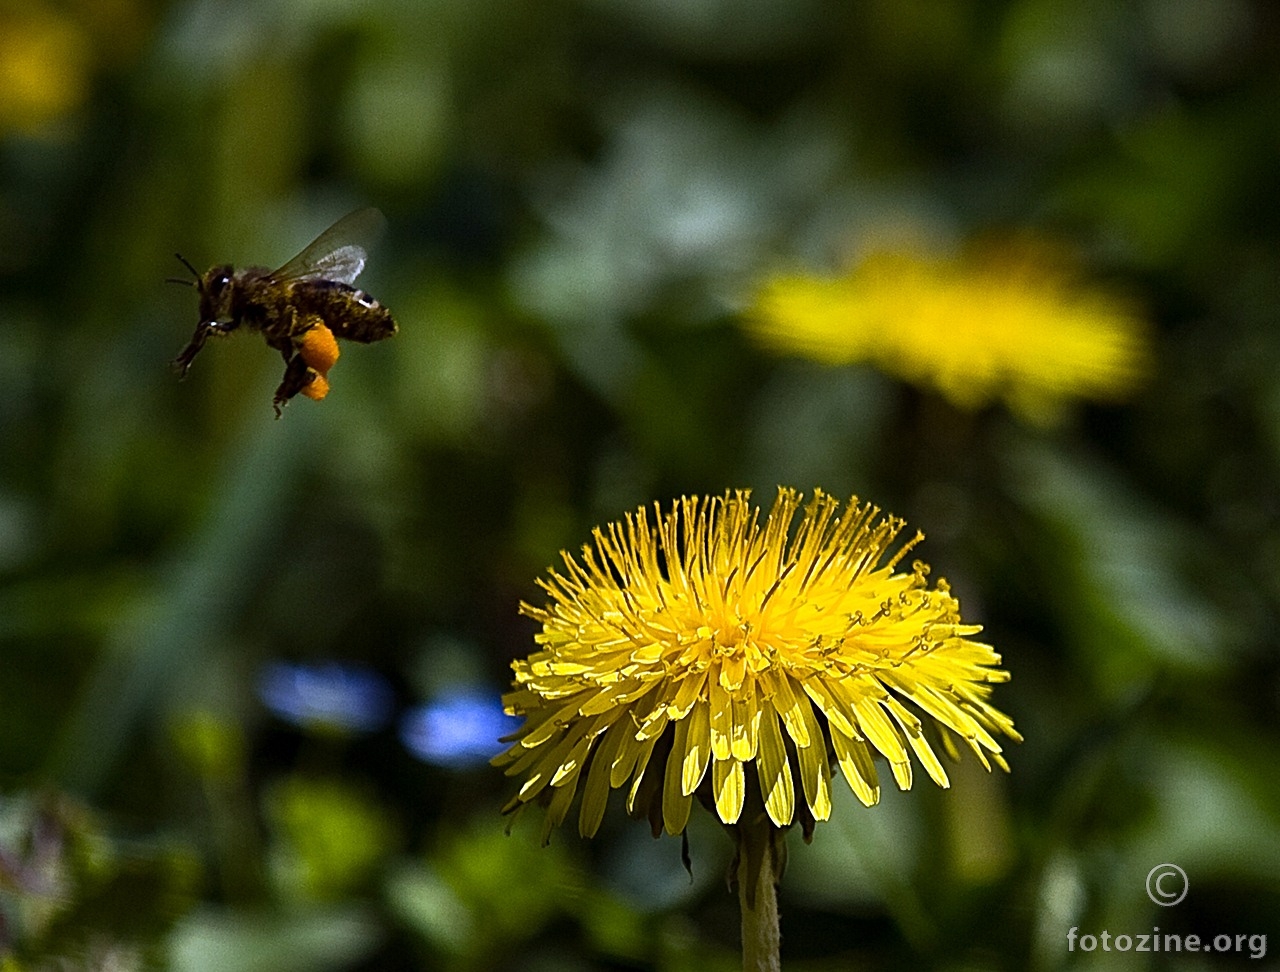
[
  {"left": 495, "top": 488, "right": 1019, "bottom": 841},
  {"left": 748, "top": 240, "right": 1150, "bottom": 423}
]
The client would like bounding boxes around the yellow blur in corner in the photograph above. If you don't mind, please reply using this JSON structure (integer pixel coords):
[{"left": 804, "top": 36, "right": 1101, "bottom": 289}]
[
  {"left": 0, "top": 7, "right": 90, "bottom": 135},
  {"left": 748, "top": 237, "right": 1152, "bottom": 424},
  {"left": 0, "top": 0, "right": 151, "bottom": 137}
]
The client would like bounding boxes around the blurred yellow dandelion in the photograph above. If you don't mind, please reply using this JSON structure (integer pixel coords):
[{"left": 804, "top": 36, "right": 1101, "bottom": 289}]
[
  {"left": 0, "top": 9, "right": 90, "bottom": 135},
  {"left": 748, "top": 242, "right": 1150, "bottom": 422},
  {"left": 494, "top": 488, "right": 1019, "bottom": 841}
]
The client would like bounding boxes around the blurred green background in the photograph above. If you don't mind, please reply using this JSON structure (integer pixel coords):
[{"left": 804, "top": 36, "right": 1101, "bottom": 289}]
[{"left": 1, "top": 0, "right": 1278, "bottom": 969}]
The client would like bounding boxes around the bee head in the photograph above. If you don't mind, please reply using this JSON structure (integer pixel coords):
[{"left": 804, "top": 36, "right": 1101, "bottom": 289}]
[
  {"left": 197, "top": 263, "right": 239, "bottom": 332},
  {"left": 171, "top": 257, "right": 240, "bottom": 379}
]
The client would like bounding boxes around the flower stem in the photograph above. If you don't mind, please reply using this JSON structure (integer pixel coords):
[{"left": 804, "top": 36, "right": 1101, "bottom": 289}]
[{"left": 736, "top": 806, "right": 784, "bottom": 972}]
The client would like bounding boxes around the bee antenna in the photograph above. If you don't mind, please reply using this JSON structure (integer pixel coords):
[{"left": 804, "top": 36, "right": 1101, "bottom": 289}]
[
  {"left": 173, "top": 252, "right": 201, "bottom": 280},
  {"left": 165, "top": 277, "right": 194, "bottom": 287}
]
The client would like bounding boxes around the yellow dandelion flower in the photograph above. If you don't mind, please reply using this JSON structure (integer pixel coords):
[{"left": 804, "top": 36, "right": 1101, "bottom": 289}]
[
  {"left": 748, "top": 241, "right": 1150, "bottom": 423},
  {"left": 0, "top": 9, "right": 91, "bottom": 135},
  {"left": 494, "top": 488, "right": 1019, "bottom": 842}
]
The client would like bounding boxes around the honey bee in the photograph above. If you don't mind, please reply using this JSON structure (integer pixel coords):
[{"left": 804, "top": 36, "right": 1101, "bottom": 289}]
[{"left": 171, "top": 207, "right": 397, "bottom": 416}]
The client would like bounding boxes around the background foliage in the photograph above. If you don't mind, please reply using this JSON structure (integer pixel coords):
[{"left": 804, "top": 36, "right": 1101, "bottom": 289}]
[{"left": 2, "top": 0, "right": 1278, "bottom": 969}]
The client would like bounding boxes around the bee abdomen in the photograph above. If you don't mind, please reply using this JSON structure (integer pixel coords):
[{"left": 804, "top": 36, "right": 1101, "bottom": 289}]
[{"left": 294, "top": 280, "right": 397, "bottom": 343}]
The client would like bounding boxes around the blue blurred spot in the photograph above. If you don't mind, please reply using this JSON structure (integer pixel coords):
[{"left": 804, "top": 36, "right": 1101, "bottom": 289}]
[
  {"left": 400, "top": 687, "right": 520, "bottom": 769},
  {"left": 257, "top": 661, "right": 395, "bottom": 734}
]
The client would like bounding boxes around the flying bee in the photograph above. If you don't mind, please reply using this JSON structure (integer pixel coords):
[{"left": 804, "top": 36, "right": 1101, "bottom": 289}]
[{"left": 170, "top": 207, "right": 398, "bottom": 417}]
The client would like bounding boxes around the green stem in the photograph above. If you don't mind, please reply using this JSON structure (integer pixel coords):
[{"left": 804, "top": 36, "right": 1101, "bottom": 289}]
[{"left": 737, "top": 809, "right": 783, "bottom": 972}]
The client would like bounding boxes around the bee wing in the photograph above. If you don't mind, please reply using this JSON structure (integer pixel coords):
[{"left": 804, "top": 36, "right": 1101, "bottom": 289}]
[{"left": 271, "top": 207, "right": 388, "bottom": 285}]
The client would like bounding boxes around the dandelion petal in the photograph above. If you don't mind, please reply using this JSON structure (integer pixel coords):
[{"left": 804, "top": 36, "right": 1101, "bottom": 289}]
[
  {"left": 756, "top": 707, "right": 795, "bottom": 827},
  {"left": 713, "top": 757, "right": 745, "bottom": 824}
]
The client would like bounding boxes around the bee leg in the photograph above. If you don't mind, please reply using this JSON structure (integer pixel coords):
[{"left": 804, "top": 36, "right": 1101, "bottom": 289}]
[
  {"left": 174, "top": 320, "right": 237, "bottom": 377},
  {"left": 272, "top": 354, "right": 318, "bottom": 418},
  {"left": 173, "top": 322, "right": 214, "bottom": 378}
]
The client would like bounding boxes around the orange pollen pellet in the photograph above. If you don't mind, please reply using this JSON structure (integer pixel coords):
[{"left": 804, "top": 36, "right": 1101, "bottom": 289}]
[
  {"left": 300, "top": 370, "right": 330, "bottom": 401},
  {"left": 299, "top": 323, "right": 340, "bottom": 374}
]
